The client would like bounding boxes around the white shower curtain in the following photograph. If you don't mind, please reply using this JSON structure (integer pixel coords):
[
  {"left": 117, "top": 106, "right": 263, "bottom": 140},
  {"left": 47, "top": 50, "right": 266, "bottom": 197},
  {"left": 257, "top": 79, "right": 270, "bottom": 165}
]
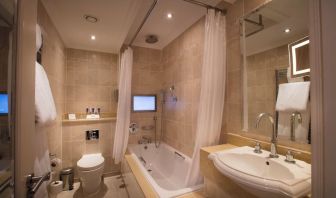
[
  {"left": 113, "top": 47, "right": 133, "bottom": 164},
  {"left": 185, "top": 9, "right": 227, "bottom": 186}
]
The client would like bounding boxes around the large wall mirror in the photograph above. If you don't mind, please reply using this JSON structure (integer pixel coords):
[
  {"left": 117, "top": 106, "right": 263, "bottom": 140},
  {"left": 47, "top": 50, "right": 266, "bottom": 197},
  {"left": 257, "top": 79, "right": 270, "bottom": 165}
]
[{"left": 240, "top": 0, "right": 311, "bottom": 148}]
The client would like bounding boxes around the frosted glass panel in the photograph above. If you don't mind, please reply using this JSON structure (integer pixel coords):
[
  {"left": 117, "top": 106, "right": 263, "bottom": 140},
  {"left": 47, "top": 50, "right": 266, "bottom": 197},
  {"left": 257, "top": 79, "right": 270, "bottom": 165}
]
[{"left": 133, "top": 95, "right": 156, "bottom": 112}]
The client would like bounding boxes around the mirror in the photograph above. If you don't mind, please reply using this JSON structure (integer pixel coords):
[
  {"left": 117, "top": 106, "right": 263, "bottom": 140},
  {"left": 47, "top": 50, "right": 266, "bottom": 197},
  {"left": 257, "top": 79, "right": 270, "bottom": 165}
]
[{"left": 240, "top": 0, "right": 310, "bottom": 146}]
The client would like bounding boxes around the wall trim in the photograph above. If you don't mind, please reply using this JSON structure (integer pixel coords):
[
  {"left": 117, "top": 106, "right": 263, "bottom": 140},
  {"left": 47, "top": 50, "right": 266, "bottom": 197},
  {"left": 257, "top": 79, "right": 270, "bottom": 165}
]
[{"left": 309, "top": 0, "right": 324, "bottom": 197}]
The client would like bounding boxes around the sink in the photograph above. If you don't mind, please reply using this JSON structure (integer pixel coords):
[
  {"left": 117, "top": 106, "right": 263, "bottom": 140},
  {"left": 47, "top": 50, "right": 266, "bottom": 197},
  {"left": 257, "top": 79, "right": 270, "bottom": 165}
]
[{"left": 208, "top": 146, "right": 311, "bottom": 198}]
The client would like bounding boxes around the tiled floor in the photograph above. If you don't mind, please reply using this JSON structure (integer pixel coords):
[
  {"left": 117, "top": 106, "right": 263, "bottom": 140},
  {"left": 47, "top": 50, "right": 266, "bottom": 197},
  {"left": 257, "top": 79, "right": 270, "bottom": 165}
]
[{"left": 58, "top": 176, "right": 129, "bottom": 198}]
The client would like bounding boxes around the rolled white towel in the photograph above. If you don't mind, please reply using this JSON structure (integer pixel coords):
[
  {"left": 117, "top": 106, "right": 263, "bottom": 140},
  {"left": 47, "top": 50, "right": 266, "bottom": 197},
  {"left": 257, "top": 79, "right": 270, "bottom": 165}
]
[{"left": 35, "top": 62, "right": 57, "bottom": 125}]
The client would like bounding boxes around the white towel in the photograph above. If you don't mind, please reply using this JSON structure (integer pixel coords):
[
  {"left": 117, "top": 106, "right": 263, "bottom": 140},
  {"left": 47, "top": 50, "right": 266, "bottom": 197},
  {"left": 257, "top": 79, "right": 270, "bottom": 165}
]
[
  {"left": 277, "top": 103, "right": 310, "bottom": 143},
  {"left": 36, "top": 24, "right": 42, "bottom": 53},
  {"left": 35, "top": 61, "right": 57, "bottom": 124},
  {"left": 276, "top": 82, "right": 310, "bottom": 112}
]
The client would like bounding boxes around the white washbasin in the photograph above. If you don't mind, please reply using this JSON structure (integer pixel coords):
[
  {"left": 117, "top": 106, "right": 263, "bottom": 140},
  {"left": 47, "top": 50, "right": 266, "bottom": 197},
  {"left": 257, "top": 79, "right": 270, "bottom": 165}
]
[{"left": 208, "top": 146, "right": 311, "bottom": 198}]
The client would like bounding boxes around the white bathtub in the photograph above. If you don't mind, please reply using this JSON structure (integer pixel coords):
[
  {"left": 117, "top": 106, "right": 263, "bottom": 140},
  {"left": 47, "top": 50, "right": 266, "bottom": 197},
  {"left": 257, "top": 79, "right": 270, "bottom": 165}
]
[{"left": 127, "top": 143, "right": 203, "bottom": 198}]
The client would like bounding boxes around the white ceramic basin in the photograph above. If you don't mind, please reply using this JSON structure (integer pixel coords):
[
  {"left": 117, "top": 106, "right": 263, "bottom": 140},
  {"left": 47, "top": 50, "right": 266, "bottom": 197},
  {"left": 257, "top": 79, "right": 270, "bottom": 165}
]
[{"left": 208, "top": 146, "right": 311, "bottom": 198}]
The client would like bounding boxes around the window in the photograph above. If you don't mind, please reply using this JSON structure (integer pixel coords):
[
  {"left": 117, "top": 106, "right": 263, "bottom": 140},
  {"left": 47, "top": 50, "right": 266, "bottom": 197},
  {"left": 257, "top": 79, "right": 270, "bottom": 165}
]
[{"left": 132, "top": 95, "right": 157, "bottom": 112}]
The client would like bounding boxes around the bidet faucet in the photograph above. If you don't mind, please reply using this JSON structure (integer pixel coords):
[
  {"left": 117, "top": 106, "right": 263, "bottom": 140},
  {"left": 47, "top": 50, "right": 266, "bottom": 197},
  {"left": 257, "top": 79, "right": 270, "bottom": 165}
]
[
  {"left": 290, "top": 112, "right": 302, "bottom": 141},
  {"left": 255, "top": 113, "right": 278, "bottom": 158}
]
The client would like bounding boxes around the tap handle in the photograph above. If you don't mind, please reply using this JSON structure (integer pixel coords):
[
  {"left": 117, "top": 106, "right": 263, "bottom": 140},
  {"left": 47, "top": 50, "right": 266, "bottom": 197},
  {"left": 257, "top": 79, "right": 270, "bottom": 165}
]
[
  {"left": 285, "top": 150, "right": 301, "bottom": 163},
  {"left": 253, "top": 141, "right": 262, "bottom": 154}
]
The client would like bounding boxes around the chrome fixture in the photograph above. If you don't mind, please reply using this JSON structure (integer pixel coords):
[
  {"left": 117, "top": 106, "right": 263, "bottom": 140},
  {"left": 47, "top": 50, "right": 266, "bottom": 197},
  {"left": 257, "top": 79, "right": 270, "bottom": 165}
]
[
  {"left": 290, "top": 112, "right": 302, "bottom": 141},
  {"left": 84, "top": 15, "right": 98, "bottom": 23},
  {"left": 169, "top": 86, "right": 178, "bottom": 102},
  {"left": 86, "top": 129, "right": 99, "bottom": 140},
  {"left": 129, "top": 123, "right": 138, "bottom": 134},
  {"left": 285, "top": 150, "right": 301, "bottom": 164},
  {"left": 139, "top": 156, "right": 147, "bottom": 165},
  {"left": 255, "top": 113, "right": 278, "bottom": 158},
  {"left": 26, "top": 172, "right": 51, "bottom": 197},
  {"left": 253, "top": 141, "right": 262, "bottom": 154},
  {"left": 138, "top": 136, "right": 152, "bottom": 144},
  {"left": 181, "top": 0, "right": 227, "bottom": 14},
  {"left": 145, "top": 35, "right": 158, "bottom": 44},
  {"left": 174, "top": 151, "right": 185, "bottom": 160}
]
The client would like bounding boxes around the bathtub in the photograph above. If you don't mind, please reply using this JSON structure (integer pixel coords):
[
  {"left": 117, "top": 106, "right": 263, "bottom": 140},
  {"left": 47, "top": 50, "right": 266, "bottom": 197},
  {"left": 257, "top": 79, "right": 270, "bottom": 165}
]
[{"left": 127, "top": 143, "right": 203, "bottom": 198}]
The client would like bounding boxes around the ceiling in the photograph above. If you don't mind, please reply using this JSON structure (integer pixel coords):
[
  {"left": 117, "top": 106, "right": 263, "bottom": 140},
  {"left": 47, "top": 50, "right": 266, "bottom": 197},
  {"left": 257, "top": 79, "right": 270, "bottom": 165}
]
[
  {"left": 245, "top": 0, "right": 309, "bottom": 56},
  {"left": 124, "top": 0, "right": 226, "bottom": 49},
  {"left": 42, "top": 0, "right": 235, "bottom": 53},
  {"left": 41, "top": 0, "right": 143, "bottom": 53}
]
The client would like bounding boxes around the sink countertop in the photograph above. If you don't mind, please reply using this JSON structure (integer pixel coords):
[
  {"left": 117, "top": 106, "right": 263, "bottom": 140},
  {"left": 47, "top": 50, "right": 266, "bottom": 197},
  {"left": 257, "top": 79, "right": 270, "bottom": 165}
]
[{"left": 201, "top": 144, "right": 237, "bottom": 154}]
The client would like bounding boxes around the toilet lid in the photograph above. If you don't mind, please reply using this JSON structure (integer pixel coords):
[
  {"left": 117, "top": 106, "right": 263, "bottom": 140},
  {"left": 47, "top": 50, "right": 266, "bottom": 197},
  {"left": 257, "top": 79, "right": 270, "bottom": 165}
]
[{"left": 77, "top": 153, "right": 105, "bottom": 171}]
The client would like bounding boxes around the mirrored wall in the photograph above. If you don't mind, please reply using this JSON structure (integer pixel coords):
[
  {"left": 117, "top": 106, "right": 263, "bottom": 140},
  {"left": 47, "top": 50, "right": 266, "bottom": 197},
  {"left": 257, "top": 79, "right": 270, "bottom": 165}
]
[{"left": 240, "top": 0, "right": 310, "bottom": 147}]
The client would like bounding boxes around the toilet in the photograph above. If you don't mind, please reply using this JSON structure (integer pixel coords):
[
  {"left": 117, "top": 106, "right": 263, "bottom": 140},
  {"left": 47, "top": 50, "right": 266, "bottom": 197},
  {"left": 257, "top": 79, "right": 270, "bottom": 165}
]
[{"left": 77, "top": 153, "right": 105, "bottom": 195}]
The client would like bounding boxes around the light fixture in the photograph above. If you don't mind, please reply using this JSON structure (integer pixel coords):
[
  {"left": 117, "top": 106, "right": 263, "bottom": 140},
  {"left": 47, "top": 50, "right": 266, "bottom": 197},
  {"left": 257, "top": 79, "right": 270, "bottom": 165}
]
[
  {"left": 91, "top": 35, "right": 96, "bottom": 40},
  {"left": 167, "top": 13, "right": 173, "bottom": 19},
  {"left": 284, "top": 28, "right": 291, "bottom": 33},
  {"left": 84, "top": 15, "right": 98, "bottom": 23}
]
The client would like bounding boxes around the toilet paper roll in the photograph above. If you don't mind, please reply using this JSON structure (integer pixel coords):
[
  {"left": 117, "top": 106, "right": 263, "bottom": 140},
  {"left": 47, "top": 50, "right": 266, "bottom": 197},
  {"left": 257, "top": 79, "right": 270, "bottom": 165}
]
[{"left": 49, "top": 181, "right": 63, "bottom": 195}]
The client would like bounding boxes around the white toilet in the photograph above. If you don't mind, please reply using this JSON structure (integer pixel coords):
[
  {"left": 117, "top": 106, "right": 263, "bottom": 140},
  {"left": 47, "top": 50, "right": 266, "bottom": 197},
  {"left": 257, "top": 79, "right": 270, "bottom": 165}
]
[{"left": 77, "top": 153, "right": 105, "bottom": 195}]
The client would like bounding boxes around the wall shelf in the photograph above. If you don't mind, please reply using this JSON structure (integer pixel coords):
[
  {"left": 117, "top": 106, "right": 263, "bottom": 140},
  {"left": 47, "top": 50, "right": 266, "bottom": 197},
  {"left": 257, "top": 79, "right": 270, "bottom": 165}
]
[
  {"left": 62, "top": 113, "right": 117, "bottom": 124},
  {"left": 62, "top": 117, "right": 116, "bottom": 124}
]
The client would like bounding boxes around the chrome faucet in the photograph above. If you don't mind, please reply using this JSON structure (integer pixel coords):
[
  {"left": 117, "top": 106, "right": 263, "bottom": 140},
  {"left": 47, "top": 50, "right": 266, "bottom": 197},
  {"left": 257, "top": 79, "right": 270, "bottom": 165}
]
[
  {"left": 255, "top": 113, "right": 279, "bottom": 158},
  {"left": 290, "top": 112, "right": 302, "bottom": 141},
  {"left": 138, "top": 136, "right": 152, "bottom": 144}
]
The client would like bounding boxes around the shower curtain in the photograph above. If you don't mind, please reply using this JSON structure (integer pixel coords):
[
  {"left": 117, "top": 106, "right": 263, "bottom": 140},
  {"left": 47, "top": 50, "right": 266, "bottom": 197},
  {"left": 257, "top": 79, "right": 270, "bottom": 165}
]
[
  {"left": 113, "top": 47, "right": 133, "bottom": 164},
  {"left": 185, "top": 9, "right": 227, "bottom": 186}
]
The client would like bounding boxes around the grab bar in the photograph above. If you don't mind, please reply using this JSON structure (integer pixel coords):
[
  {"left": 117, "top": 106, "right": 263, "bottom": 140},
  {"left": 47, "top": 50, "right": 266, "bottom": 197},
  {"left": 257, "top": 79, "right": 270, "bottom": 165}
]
[
  {"left": 26, "top": 172, "right": 51, "bottom": 198},
  {"left": 174, "top": 151, "right": 185, "bottom": 160},
  {"left": 139, "top": 156, "right": 147, "bottom": 165}
]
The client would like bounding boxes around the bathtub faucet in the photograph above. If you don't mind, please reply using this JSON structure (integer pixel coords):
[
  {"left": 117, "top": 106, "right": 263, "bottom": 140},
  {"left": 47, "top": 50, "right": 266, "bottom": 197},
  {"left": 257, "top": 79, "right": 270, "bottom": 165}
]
[{"left": 138, "top": 136, "right": 152, "bottom": 144}]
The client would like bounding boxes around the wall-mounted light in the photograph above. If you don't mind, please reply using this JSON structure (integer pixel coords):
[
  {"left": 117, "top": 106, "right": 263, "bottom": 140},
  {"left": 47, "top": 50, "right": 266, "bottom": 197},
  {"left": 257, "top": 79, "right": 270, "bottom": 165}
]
[
  {"left": 91, "top": 35, "right": 96, "bottom": 40},
  {"left": 284, "top": 28, "right": 291, "bottom": 33}
]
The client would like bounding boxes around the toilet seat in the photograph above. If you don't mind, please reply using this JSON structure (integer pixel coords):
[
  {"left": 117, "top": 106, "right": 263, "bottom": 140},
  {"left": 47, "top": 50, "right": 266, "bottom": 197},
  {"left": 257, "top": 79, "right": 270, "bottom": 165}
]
[{"left": 77, "top": 153, "right": 104, "bottom": 171}]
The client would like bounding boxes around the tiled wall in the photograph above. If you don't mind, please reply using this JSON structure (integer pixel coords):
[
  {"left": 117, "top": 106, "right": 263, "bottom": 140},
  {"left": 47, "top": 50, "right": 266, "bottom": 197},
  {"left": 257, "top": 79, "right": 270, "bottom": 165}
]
[
  {"left": 246, "top": 45, "right": 288, "bottom": 136},
  {"left": 38, "top": 1, "right": 66, "bottom": 172},
  {"left": 129, "top": 46, "right": 163, "bottom": 144},
  {"left": 65, "top": 48, "right": 118, "bottom": 114},
  {"left": 161, "top": 17, "right": 204, "bottom": 157},
  {"left": 220, "top": 0, "right": 273, "bottom": 142},
  {"left": 127, "top": 18, "right": 204, "bottom": 157},
  {"left": 62, "top": 49, "right": 119, "bottom": 177}
]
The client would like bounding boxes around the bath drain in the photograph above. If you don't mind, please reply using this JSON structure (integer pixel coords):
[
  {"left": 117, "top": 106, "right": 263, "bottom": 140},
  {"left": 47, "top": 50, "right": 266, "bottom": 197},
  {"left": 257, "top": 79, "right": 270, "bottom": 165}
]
[{"left": 119, "top": 184, "right": 126, "bottom": 188}]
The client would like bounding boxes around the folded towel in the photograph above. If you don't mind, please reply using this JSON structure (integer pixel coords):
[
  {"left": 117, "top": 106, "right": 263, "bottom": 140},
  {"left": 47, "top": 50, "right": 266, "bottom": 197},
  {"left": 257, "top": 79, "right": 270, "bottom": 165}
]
[
  {"left": 36, "top": 24, "right": 42, "bottom": 53},
  {"left": 277, "top": 103, "right": 310, "bottom": 143},
  {"left": 276, "top": 82, "right": 310, "bottom": 112},
  {"left": 35, "top": 62, "right": 57, "bottom": 124}
]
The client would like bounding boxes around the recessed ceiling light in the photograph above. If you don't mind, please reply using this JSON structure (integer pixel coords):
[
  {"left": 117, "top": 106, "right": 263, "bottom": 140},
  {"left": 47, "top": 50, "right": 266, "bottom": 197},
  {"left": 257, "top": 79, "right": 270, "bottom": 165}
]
[
  {"left": 167, "top": 13, "right": 173, "bottom": 19},
  {"left": 91, "top": 35, "right": 96, "bottom": 40},
  {"left": 84, "top": 15, "right": 98, "bottom": 23},
  {"left": 284, "top": 28, "right": 291, "bottom": 33}
]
